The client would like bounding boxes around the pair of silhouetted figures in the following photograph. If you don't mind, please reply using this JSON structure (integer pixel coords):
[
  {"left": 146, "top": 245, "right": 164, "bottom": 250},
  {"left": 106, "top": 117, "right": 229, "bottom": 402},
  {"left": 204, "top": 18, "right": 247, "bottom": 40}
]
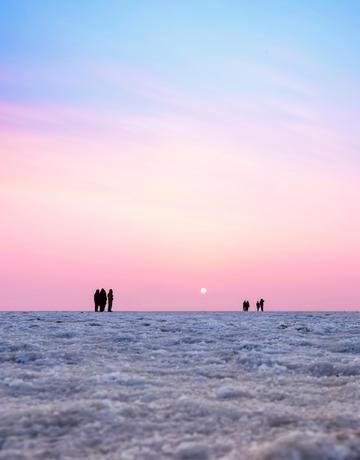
[
  {"left": 243, "top": 299, "right": 264, "bottom": 311},
  {"left": 94, "top": 288, "right": 113, "bottom": 312}
]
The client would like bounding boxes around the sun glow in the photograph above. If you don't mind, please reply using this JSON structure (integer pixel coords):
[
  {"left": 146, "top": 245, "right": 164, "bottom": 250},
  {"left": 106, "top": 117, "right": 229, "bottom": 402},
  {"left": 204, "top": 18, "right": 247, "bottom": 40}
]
[{"left": 200, "top": 288, "right": 206, "bottom": 294}]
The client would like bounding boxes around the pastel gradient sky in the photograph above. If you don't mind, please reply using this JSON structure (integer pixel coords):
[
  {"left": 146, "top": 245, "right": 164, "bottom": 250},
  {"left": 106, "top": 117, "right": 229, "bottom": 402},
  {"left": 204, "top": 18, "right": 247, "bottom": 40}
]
[{"left": 1, "top": 1, "right": 359, "bottom": 311}]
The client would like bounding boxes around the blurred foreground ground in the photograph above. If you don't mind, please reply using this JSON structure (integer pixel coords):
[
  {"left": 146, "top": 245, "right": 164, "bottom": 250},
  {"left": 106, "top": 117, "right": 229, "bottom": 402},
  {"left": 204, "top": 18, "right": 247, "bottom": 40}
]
[{"left": 1, "top": 311, "right": 360, "bottom": 459}]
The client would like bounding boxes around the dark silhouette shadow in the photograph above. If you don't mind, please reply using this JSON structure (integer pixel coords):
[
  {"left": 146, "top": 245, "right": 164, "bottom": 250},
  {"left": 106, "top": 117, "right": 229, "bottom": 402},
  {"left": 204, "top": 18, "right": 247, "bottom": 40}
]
[
  {"left": 99, "top": 288, "right": 107, "bottom": 312},
  {"left": 260, "top": 298, "right": 264, "bottom": 311},
  {"left": 108, "top": 289, "right": 113, "bottom": 312},
  {"left": 94, "top": 289, "right": 100, "bottom": 312}
]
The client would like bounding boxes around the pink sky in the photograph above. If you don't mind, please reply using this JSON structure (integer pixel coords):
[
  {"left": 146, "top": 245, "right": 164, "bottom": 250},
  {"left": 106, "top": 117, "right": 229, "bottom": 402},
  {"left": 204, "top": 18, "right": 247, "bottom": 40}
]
[{"left": 1, "top": 88, "right": 359, "bottom": 311}]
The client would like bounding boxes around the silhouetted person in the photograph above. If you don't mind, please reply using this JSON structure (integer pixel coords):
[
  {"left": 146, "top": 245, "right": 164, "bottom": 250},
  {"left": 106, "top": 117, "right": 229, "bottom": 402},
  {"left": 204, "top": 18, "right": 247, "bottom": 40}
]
[
  {"left": 99, "top": 288, "right": 107, "bottom": 312},
  {"left": 243, "top": 300, "right": 247, "bottom": 311},
  {"left": 94, "top": 289, "right": 100, "bottom": 312},
  {"left": 107, "top": 289, "right": 113, "bottom": 312},
  {"left": 260, "top": 298, "right": 264, "bottom": 311},
  {"left": 246, "top": 300, "right": 250, "bottom": 311},
  {"left": 256, "top": 301, "right": 260, "bottom": 311}
]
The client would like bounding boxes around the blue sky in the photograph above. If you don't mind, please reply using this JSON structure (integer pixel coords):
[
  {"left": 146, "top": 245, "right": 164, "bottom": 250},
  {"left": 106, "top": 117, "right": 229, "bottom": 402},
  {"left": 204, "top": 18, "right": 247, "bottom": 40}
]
[{"left": 1, "top": 1, "right": 360, "bottom": 310}]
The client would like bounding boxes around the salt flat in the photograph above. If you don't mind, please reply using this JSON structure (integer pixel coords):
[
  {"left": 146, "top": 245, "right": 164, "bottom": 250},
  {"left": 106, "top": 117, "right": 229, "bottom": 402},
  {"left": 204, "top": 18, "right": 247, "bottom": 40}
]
[{"left": 1, "top": 311, "right": 360, "bottom": 460}]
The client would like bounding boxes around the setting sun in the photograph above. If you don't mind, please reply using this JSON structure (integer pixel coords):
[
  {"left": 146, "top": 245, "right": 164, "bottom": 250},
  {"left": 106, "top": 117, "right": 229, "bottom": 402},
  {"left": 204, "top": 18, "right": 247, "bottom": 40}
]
[{"left": 200, "top": 288, "right": 206, "bottom": 294}]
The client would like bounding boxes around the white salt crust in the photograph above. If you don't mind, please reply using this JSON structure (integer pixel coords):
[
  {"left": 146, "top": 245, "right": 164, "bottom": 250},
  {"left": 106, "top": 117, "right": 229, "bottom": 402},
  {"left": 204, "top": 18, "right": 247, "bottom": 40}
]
[{"left": 1, "top": 311, "right": 360, "bottom": 459}]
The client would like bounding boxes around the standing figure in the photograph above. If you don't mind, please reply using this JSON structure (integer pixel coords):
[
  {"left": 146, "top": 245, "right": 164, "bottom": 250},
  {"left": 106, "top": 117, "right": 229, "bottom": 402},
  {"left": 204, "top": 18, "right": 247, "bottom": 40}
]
[
  {"left": 246, "top": 300, "right": 250, "bottom": 311},
  {"left": 107, "top": 289, "right": 113, "bottom": 312},
  {"left": 100, "top": 288, "right": 107, "bottom": 312},
  {"left": 256, "top": 301, "right": 260, "bottom": 311},
  {"left": 94, "top": 289, "right": 100, "bottom": 312},
  {"left": 243, "top": 300, "right": 247, "bottom": 311},
  {"left": 260, "top": 298, "right": 264, "bottom": 311}
]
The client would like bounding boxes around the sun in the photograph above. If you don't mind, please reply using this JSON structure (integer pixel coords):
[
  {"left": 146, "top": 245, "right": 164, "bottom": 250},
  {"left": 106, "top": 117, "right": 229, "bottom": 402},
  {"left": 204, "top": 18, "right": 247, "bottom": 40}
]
[{"left": 200, "top": 288, "right": 207, "bottom": 294}]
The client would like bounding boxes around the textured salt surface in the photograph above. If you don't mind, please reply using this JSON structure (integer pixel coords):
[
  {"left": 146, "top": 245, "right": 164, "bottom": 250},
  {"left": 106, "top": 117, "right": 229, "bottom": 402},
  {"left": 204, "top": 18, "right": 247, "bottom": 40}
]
[{"left": 1, "top": 311, "right": 360, "bottom": 460}]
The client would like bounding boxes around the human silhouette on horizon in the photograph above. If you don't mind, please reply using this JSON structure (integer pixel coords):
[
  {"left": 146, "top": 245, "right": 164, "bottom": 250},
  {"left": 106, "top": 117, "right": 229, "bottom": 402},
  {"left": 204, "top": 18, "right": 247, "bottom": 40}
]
[
  {"left": 99, "top": 288, "right": 107, "bottom": 312},
  {"left": 256, "top": 301, "right": 260, "bottom": 311},
  {"left": 243, "top": 300, "right": 250, "bottom": 311},
  {"left": 107, "top": 289, "right": 113, "bottom": 312},
  {"left": 94, "top": 289, "right": 100, "bottom": 312},
  {"left": 260, "top": 299, "right": 264, "bottom": 311}
]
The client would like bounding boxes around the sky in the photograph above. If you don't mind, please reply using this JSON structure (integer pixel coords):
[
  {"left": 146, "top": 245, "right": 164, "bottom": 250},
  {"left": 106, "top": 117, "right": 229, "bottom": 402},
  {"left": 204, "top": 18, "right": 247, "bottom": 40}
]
[{"left": 1, "top": 0, "right": 359, "bottom": 311}]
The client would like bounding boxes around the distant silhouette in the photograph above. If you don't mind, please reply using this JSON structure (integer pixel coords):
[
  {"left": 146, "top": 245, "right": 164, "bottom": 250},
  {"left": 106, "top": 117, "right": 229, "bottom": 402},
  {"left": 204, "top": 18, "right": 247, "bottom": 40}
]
[
  {"left": 94, "top": 289, "right": 100, "bottom": 312},
  {"left": 243, "top": 300, "right": 250, "bottom": 311},
  {"left": 107, "top": 289, "right": 113, "bottom": 312},
  {"left": 99, "top": 288, "right": 107, "bottom": 312},
  {"left": 243, "top": 300, "right": 247, "bottom": 311},
  {"left": 260, "top": 298, "right": 264, "bottom": 311},
  {"left": 256, "top": 301, "right": 260, "bottom": 311}
]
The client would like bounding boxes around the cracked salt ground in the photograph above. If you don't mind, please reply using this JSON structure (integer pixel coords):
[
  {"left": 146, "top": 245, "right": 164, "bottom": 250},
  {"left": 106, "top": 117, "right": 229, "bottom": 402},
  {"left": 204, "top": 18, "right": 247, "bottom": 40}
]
[{"left": 1, "top": 312, "right": 360, "bottom": 459}]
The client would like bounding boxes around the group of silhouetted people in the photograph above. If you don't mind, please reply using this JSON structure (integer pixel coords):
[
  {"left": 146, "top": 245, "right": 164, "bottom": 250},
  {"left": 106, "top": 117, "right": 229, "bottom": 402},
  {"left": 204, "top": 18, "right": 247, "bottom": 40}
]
[
  {"left": 94, "top": 288, "right": 113, "bottom": 312},
  {"left": 243, "top": 299, "right": 264, "bottom": 311}
]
